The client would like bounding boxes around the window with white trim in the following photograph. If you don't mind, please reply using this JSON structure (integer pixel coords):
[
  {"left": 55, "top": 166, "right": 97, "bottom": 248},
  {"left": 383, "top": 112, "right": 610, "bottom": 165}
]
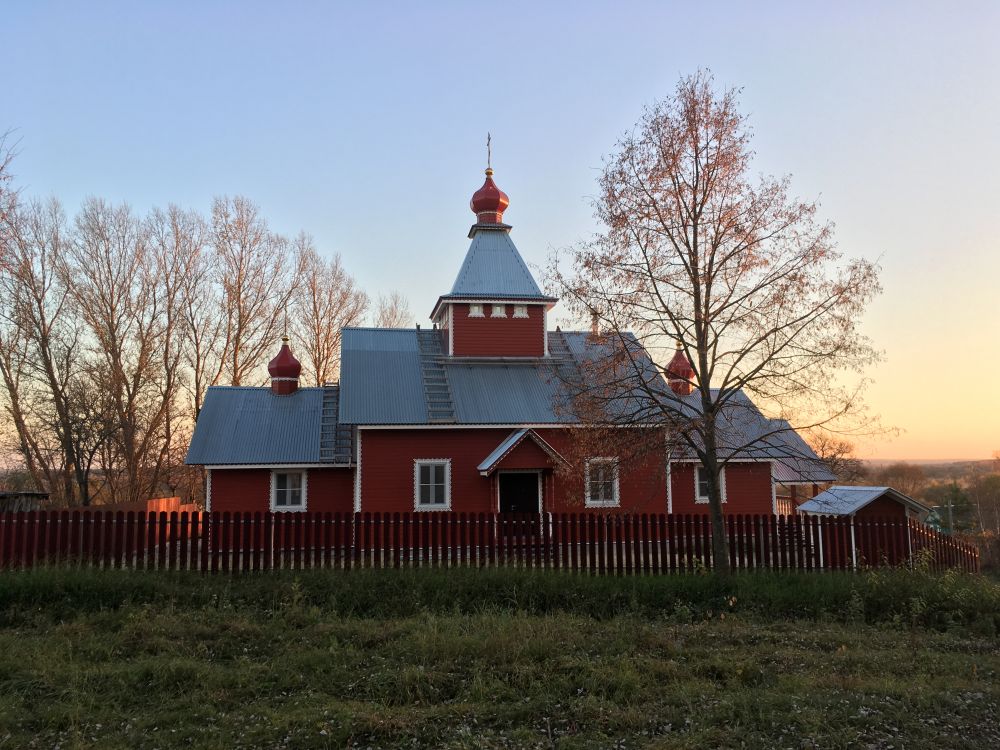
[
  {"left": 414, "top": 459, "right": 451, "bottom": 510},
  {"left": 491, "top": 304, "right": 507, "bottom": 318},
  {"left": 468, "top": 303, "right": 484, "bottom": 318},
  {"left": 695, "top": 465, "right": 726, "bottom": 504},
  {"left": 585, "top": 458, "right": 620, "bottom": 507},
  {"left": 271, "top": 470, "right": 307, "bottom": 511},
  {"left": 513, "top": 304, "right": 529, "bottom": 318}
]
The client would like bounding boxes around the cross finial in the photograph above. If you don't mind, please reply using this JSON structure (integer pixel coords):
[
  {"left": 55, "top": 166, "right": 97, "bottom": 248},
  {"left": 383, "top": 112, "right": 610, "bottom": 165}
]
[{"left": 486, "top": 132, "right": 492, "bottom": 171}]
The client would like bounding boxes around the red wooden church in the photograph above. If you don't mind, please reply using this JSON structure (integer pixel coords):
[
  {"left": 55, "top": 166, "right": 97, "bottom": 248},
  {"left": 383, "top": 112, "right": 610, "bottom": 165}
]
[{"left": 186, "top": 167, "right": 834, "bottom": 514}]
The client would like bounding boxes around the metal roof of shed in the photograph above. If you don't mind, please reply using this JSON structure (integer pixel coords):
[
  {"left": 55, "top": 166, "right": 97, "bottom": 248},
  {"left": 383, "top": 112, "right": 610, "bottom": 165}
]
[{"left": 797, "top": 486, "right": 929, "bottom": 516}]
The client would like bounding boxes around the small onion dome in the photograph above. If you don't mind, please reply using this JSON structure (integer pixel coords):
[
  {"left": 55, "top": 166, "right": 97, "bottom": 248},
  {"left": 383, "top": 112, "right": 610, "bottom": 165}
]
[
  {"left": 268, "top": 336, "right": 301, "bottom": 395},
  {"left": 470, "top": 168, "right": 510, "bottom": 224},
  {"left": 667, "top": 341, "right": 695, "bottom": 396}
]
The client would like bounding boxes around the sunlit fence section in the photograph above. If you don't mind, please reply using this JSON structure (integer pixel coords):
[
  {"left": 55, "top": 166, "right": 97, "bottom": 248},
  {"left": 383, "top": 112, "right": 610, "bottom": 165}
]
[{"left": 0, "top": 511, "right": 980, "bottom": 574}]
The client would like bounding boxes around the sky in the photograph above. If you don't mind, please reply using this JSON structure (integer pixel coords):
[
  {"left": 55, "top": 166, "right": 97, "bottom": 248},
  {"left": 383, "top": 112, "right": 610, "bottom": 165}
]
[{"left": 4, "top": 1, "right": 999, "bottom": 461}]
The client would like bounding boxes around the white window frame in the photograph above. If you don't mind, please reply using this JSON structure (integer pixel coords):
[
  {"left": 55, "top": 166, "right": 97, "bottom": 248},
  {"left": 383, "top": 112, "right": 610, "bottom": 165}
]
[
  {"left": 468, "top": 303, "right": 485, "bottom": 318},
  {"left": 270, "top": 469, "right": 308, "bottom": 512},
  {"left": 513, "top": 304, "right": 529, "bottom": 319},
  {"left": 695, "top": 465, "right": 727, "bottom": 504},
  {"left": 490, "top": 303, "right": 507, "bottom": 318},
  {"left": 585, "top": 458, "right": 620, "bottom": 508},
  {"left": 413, "top": 459, "right": 452, "bottom": 511}
]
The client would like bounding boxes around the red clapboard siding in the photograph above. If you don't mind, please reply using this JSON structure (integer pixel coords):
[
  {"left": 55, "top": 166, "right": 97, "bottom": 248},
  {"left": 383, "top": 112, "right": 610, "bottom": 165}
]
[
  {"left": 209, "top": 469, "right": 270, "bottom": 512},
  {"left": 489, "top": 437, "right": 553, "bottom": 470},
  {"left": 670, "top": 462, "right": 774, "bottom": 515},
  {"left": 853, "top": 496, "right": 908, "bottom": 519},
  {"left": 209, "top": 467, "right": 354, "bottom": 513},
  {"left": 450, "top": 303, "right": 545, "bottom": 357},
  {"left": 358, "top": 427, "right": 668, "bottom": 515},
  {"left": 306, "top": 469, "right": 355, "bottom": 513}
]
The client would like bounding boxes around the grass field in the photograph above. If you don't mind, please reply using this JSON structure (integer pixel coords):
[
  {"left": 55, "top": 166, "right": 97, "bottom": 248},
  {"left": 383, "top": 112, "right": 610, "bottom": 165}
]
[{"left": 0, "top": 568, "right": 998, "bottom": 749}]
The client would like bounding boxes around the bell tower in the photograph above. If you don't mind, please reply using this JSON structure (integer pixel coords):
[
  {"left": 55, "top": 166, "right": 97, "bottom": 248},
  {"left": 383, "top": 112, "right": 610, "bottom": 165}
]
[{"left": 430, "top": 159, "right": 558, "bottom": 357}]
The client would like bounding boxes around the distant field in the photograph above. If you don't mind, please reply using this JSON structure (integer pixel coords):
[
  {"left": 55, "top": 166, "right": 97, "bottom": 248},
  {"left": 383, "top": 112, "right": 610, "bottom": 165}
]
[{"left": 0, "top": 569, "right": 998, "bottom": 749}]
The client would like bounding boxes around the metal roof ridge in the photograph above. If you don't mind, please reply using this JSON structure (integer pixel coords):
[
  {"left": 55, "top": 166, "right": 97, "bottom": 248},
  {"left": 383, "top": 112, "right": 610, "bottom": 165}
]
[
  {"left": 204, "top": 385, "right": 326, "bottom": 392},
  {"left": 342, "top": 326, "right": 418, "bottom": 332}
]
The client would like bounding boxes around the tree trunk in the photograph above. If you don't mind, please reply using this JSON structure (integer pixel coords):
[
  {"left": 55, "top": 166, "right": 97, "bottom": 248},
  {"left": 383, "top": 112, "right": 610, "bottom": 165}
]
[{"left": 701, "top": 420, "right": 731, "bottom": 574}]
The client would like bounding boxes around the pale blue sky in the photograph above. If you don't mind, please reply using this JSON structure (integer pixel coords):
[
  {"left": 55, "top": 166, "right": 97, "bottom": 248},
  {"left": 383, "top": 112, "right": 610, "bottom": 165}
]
[{"left": 5, "top": 1, "right": 999, "bottom": 459}]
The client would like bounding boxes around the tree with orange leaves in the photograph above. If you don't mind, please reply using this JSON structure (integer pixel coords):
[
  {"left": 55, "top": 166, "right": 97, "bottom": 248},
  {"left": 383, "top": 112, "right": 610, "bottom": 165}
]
[{"left": 550, "top": 71, "right": 882, "bottom": 573}]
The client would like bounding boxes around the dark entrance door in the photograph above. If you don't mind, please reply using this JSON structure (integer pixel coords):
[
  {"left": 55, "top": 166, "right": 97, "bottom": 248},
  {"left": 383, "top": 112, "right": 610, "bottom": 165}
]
[{"left": 499, "top": 472, "right": 540, "bottom": 513}]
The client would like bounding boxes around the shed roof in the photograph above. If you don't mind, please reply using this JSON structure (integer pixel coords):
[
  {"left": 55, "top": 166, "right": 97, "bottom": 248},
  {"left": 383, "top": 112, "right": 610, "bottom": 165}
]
[{"left": 797, "top": 486, "right": 929, "bottom": 516}]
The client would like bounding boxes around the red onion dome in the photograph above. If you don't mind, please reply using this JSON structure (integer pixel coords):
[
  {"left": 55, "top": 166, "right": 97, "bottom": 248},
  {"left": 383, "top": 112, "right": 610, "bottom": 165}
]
[
  {"left": 667, "top": 341, "right": 695, "bottom": 396},
  {"left": 268, "top": 336, "right": 301, "bottom": 379},
  {"left": 470, "top": 168, "right": 510, "bottom": 224}
]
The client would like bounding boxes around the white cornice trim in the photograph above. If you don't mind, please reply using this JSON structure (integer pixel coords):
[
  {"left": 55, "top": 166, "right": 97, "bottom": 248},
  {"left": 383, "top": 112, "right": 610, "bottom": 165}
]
[
  {"left": 205, "top": 463, "right": 352, "bottom": 470},
  {"left": 430, "top": 297, "right": 557, "bottom": 320},
  {"left": 354, "top": 430, "right": 362, "bottom": 513},
  {"left": 357, "top": 423, "right": 665, "bottom": 430}
]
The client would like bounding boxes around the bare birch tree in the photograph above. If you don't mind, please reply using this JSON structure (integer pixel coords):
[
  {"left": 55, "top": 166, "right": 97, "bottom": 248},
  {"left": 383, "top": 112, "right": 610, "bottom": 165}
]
[
  {"left": 292, "top": 235, "right": 368, "bottom": 385},
  {"left": 0, "top": 198, "right": 100, "bottom": 504},
  {"left": 0, "top": 145, "right": 370, "bottom": 506},
  {"left": 68, "top": 198, "right": 181, "bottom": 504},
  {"left": 211, "top": 196, "right": 298, "bottom": 385},
  {"left": 549, "top": 71, "right": 882, "bottom": 572},
  {"left": 373, "top": 290, "right": 412, "bottom": 328},
  {"left": 0, "top": 132, "right": 16, "bottom": 241}
]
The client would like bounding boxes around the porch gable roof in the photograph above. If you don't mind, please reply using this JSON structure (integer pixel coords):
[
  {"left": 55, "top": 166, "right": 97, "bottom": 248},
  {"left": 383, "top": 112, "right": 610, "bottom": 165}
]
[{"left": 477, "top": 428, "right": 566, "bottom": 476}]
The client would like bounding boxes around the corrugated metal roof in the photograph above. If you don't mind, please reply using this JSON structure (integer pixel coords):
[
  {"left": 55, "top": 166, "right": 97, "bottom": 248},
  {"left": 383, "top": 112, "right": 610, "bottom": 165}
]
[
  {"left": 447, "top": 359, "right": 569, "bottom": 423},
  {"left": 190, "top": 327, "right": 835, "bottom": 486},
  {"left": 338, "top": 328, "right": 427, "bottom": 425},
  {"left": 444, "top": 228, "right": 550, "bottom": 299},
  {"left": 797, "top": 486, "right": 928, "bottom": 516},
  {"left": 186, "top": 386, "right": 325, "bottom": 465},
  {"left": 339, "top": 328, "right": 580, "bottom": 425},
  {"left": 671, "top": 393, "right": 837, "bottom": 483}
]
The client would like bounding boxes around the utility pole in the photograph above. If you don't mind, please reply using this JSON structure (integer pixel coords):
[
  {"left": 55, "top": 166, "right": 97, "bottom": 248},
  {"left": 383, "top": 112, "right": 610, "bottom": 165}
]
[{"left": 946, "top": 482, "right": 957, "bottom": 534}]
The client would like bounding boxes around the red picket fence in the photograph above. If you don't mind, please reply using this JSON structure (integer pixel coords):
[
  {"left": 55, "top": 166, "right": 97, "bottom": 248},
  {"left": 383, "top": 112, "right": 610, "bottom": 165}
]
[{"left": 0, "top": 511, "right": 979, "bottom": 574}]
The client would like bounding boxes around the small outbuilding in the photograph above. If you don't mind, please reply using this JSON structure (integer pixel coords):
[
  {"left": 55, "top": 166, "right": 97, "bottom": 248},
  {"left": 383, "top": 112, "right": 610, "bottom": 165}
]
[
  {"left": 797, "top": 486, "right": 928, "bottom": 521},
  {"left": 0, "top": 490, "right": 49, "bottom": 512}
]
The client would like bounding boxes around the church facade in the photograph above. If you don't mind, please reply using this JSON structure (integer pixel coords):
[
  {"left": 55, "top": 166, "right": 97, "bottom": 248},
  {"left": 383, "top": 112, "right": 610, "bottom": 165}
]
[{"left": 186, "top": 167, "right": 833, "bottom": 515}]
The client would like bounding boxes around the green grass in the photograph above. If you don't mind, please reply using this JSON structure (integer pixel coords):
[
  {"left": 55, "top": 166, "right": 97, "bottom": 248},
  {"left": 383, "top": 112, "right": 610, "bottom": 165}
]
[{"left": 1, "top": 568, "right": 999, "bottom": 748}]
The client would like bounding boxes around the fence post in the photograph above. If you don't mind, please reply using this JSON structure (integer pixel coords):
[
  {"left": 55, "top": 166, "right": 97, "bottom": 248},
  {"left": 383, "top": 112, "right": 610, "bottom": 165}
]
[{"left": 850, "top": 517, "right": 858, "bottom": 571}]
